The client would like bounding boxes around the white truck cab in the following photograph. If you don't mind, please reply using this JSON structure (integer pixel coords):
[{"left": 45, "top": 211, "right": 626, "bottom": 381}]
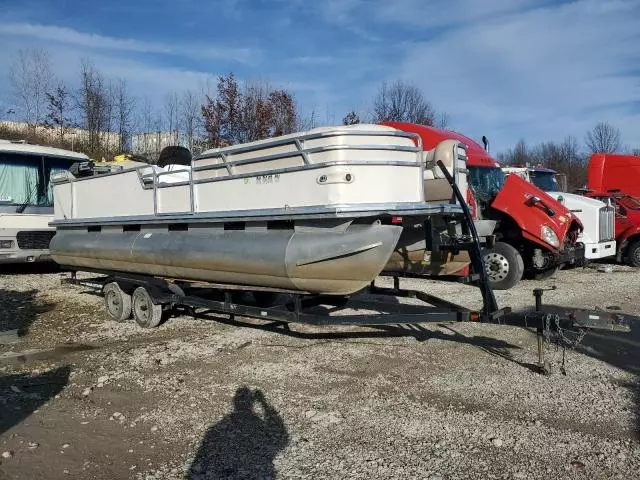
[{"left": 502, "top": 166, "right": 616, "bottom": 260}]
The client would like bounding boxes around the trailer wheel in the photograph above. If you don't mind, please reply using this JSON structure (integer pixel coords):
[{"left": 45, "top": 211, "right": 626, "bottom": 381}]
[
  {"left": 627, "top": 240, "right": 640, "bottom": 267},
  {"left": 483, "top": 242, "right": 524, "bottom": 290},
  {"left": 132, "top": 287, "right": 164, "bottom": 328},
  {"left": 103, "top": 282, "right": 132, "bottom": 322}
]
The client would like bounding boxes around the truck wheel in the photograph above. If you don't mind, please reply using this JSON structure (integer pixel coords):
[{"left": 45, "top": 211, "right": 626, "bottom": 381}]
[
  {"left": 103, "top": 282, "right": 132, "bottom": 322},
  {"left": 132, "top": 286, "right": 164, "bottom": 328},
  {"left": 626, "top": 240, "right": 640, "bottom": 267},
  {"left": 483, "top": 242, "right": 524, "bottom": 290}
]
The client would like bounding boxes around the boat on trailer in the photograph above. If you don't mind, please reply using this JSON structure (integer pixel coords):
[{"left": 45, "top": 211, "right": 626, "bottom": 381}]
[
  {"left": 50, "top": 124, "right": 472, "bottom": 296},
  {"left": 50, "top": 124, "right": 634, "bottom": 375}
]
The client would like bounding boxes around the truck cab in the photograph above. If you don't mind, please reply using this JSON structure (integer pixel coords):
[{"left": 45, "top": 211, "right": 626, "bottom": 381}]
[
  {"left": 382, "top": 122, "right": 584, "bottom": 290},
  {"left": 502, "top": 166, "right": 616, "bottom": 262}
]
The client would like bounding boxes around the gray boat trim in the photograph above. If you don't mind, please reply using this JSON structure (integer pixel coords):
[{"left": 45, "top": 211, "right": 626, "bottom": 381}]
[
  {"left": 295, "top": 241, "right": 383, "bottom": 266},
  {"left": 50, "top": 202, "right": 464, "bottom": 228}
]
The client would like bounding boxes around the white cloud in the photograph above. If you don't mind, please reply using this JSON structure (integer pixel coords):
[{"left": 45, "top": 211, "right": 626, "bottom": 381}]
[
  {"left": 396, "top": 0, "right": 640, "bottom": 150},
  {"left": 372, "top": 0, "right": 540, "bottom": 28},
  {"left": 0, "top": 22, "right": 258, "bottom": 64}
]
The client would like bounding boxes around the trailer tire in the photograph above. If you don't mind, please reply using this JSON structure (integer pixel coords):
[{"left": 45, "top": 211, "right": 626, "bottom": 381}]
[
  {"left": 627, "top": 240, "right": 640, "bottom": 267},
  {"left": 483, "top": 242, "right": 524, "bottom": 290},
  {"left": 103, "top": 282, "right": 132, "bottom": 322},
  {"left": 132, "top": 287, "right": 164, "bottom": 328}
]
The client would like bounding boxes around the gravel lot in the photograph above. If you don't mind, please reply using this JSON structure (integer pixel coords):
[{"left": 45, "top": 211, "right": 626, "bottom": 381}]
[{"left": 0, "top": 263, "right": 639, "bottom": 479}]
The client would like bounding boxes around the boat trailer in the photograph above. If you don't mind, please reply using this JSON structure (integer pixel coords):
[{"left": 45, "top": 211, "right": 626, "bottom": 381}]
[{"left": 59, "top": 160, "right": 632, "bottom": 375}]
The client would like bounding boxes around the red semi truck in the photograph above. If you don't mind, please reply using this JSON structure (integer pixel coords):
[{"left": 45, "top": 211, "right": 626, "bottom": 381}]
[
  {"left": 383, "top": 122, "right": 585, "bottom": 289},
  {"left": 584, "top": 153, "right": 640, "bottom": 266}
]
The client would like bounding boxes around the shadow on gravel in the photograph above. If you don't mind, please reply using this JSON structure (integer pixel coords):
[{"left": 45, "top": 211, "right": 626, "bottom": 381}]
[
  {"left": 195, "top": 310, "right": 526, "bottom": 369},
  {"left": 0, "top": 287, "right": 55, "bottom": 337},
  {"left": 0, "top": 263, "right": 63, "bottom": 275},
  {"left": 188, "top": 387, "right": 289, "bottom": 480},
  {"left": 509, "top": 303, "right": 640, "bottom": 439},
  {"left": 0, "top": 365, "right": 70, "bottom": 436},
  {"left": 576, "top": 317, "right": 640, "bottom": 440}
]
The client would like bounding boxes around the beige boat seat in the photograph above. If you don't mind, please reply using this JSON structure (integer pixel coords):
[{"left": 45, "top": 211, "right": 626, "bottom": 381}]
[
  {"left": 140, "top": 164, "right": 191, "bottom": 185},
  {"left": 423, "top": 139, "right": 468, "bottom": 203}
]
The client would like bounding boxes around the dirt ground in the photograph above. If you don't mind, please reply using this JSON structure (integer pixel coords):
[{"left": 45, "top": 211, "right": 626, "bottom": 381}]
[{"left": 0, "top": 263, "right": 639, "bottom": 480}]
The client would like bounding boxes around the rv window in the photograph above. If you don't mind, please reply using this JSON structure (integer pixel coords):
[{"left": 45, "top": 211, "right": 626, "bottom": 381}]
[{"left": 0, "top": 153, "right": 76, "bottom": 208}]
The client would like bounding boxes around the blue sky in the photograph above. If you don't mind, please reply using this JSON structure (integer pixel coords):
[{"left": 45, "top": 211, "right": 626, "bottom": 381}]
[{"left": 0, "top": 0, "right": 639, "bottom": 151}]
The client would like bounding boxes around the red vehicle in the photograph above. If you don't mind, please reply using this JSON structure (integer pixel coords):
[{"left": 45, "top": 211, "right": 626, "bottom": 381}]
[
  {"left": 383, "top": 122, "right": 584, "bottom": 289},
  {"left": 588, "top": 153, "right": 640, "bottom": 198},
  {"left": 585, "top": 153, "right": 640, "bottom": 266}
]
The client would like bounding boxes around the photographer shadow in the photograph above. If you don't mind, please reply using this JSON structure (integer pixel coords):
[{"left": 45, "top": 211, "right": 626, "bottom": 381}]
[{"left": 188, "top": 387, "right": 289, "bottom": 480}]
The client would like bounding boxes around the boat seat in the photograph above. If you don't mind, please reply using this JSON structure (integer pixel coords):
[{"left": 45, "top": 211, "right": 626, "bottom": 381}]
[
  {"left": 423, "top": 139, "right": 468, "bottom": 203},
  {"left": 140, "top": 164, "right": 191, "bottom": 185}
]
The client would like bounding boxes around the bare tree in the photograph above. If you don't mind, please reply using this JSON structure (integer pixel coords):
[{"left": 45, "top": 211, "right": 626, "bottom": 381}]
[
  {"left": 44, "top": 82, "right": 74, "bottom": 142},
  {"left": 77, "top": 59, "right": 111, "bottom": 155},
  {"left": 165, "top": 91, "right": 180, "bottom": 145},
  {"left": 585, "top": 122, "right": 621, "bottom": 153},
  {"left": 180, "top": 90, "right": 201, "bottom": 151},
  {"left": 372, "top": 80, "right": 436, "bottom": 125},
  {"left": 435, "top": 112, "right": 450, "bottom": 129},
  {"left": 342, "top": 110, "right": 360, "bottom": 125},
  {"left": 9, "top": 47, "right": 54, "bottom": 127},
  {"left": 114, "top": 79, "right": 136, "bottom": 152}
]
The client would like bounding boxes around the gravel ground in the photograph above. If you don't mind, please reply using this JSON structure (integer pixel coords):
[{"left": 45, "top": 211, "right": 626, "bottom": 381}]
[{"left": 0, "top": 263, "right": 639, "bottom": 480}]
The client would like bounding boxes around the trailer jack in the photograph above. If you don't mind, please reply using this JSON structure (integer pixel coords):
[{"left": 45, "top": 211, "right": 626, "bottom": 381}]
[{"left": 528, "top": 286, "right": 631, "bottom": 375}]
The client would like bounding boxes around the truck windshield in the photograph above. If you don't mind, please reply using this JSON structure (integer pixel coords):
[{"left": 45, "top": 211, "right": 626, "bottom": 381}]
[
  {"left": 468, "top": 166, "right": 505, "bottom": 203},
  {"left": 0, "top": 152, "right": 75, "bottom": 209},
  {"left": 529, "top": 171, "right": 558, "bottom": 192}
]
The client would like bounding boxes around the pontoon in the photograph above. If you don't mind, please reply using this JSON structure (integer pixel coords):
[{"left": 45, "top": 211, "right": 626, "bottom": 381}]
[{"left": 49, "top": 124, "right": 473, "bottom": 295}]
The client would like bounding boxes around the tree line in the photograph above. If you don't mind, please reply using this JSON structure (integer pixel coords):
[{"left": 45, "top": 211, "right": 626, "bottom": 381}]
[{"left": 2, "top": 47, "right": 635, "bottom": 180}]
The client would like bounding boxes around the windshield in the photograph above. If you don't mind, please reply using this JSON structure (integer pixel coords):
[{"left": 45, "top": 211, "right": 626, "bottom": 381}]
[
  {"left": 0, "top": 152, "right": 76, "bottom": 209},
  {"left": 468, "top": 166, "right": 505, "bottom": 203},
  {"left": 530, "top": 171, "right": 557, "bottom": 192}
]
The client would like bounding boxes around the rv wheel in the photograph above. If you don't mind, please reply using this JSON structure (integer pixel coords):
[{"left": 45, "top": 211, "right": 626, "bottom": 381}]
[
  {"left": 132, "top": 287, "right": 164, "bottom": 328},
  {"left": 103, "top": 282, "right": 132, "bottom": 322},
  {"left": 483, "top": 242, "right": 524, "bottom": 290}
]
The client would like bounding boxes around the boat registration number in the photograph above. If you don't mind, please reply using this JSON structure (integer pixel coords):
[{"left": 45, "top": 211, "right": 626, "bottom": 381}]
[{"left": 245, "top": 174, "right": 281, "bottom": 185}]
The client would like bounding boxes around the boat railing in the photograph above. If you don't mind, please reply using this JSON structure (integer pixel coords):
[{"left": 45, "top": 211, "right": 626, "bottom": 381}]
[{"left": 140, "top": 128, "right": 425, "bottom": 216}]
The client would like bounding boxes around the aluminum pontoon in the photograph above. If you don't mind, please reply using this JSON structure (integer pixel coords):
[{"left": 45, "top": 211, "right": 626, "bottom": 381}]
[{"left": 49, "top": 124, "right": 475, "bottom": 296}]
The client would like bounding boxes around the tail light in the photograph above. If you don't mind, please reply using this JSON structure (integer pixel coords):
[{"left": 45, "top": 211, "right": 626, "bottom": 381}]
[{"left": 391, "top": 216, "right": 403, "bottom": 224}]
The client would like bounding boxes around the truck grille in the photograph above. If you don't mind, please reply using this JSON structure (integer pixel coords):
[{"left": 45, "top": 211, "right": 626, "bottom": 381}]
[
  {"left": 16, "top": 231, "right": 55, "bottom": 250},
  {"left": 599, "top": 206, "right": 615, "bottom": 242}
]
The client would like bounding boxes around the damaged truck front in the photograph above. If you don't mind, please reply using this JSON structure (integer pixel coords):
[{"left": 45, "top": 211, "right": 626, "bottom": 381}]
[{"left": 382, "top": 122, "right": 584, "bottom": 290}]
